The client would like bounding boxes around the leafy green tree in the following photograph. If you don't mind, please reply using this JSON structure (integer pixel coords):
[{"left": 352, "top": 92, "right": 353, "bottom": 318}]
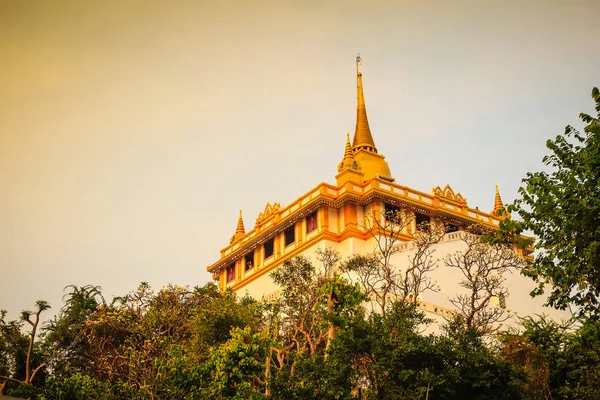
[
  {"left": 328, "top": 301, "right": 529, "bottom": 400},
  {"left": 191, "top": 285, "right": 262, "bottom": 357},
  {"left": 42, "top": 373, "right": 117, "bottom": 400},
  {"left": 0, "top": 310, "right": 28, "bottom": 394},
  {"left": 329, "top": 301, "right": 438, "bottom": 399},
  {"left": 43, "top": 285, "right": 106, "bottom": 379},
  {"left": 80, "top": 282, "right": 261, "bottom": 399},
  {"left": 512, "top": 315, "right": 600, "bottom": 400},
  {"left": 512, "top": 87, "right": 600, "bottom": 316},
  {"left": 267, "top": 250, "right": 365, "bottom": 398},
  {"left": 203, "top": 327, "right": 270, "bottom": 399},
  {"left": 83, "top": 283, "right": 202, "bottom": 398},
  {"left": 437, "top": 316, "right": 529, "bottom": 400},
  {"left": 269, "top": 250, "right": 365, "bottom": 359},
  {"left": 558, "top": 318, "right": 600, "bottom": 399},
  {"left": 0, "top": 301, "right": 51, "bottom": 396}
]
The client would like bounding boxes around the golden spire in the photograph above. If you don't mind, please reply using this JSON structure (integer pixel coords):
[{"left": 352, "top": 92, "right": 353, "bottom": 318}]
[
  {"left": 344, "top": 132, "right": 353, "bottom": 159},
  {"left": 230, "top": 209, "right": 245, "bottom": 244},
  {"left": 493, "top": 185, "right": 503, "bottom": 212},
  {"left": 352, "top": 55, "right": 377, "bottom": 153},
  {"left": 338, "top": 132, "right": 360, "bottom": 172},
  {"left": 493, "top": 185, "right": 510, "bottom": 218},
  {"left": 236, "top": 209, "right": 245, "bottom": 235}
]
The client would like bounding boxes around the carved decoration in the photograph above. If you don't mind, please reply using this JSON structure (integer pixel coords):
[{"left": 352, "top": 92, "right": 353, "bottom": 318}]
[
  {"left": 432, "top": 184, "right": 467, "bottom": 204},
  {"left": 255, "top": 202, "right": 281, "bottom": 226},
  {"left": 337, "top": 159, "right": 361, "bottom": 173}
]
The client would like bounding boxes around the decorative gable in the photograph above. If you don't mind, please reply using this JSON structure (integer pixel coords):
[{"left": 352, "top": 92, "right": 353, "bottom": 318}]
[
  {"left": 432, "top": 184, "right": 467, "bottom": 205},
  {"left": 255, "top": 202, "right": 281, "bottom": 227}
]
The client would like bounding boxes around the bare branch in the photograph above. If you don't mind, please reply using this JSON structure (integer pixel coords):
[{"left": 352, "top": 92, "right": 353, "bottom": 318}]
[{"left": 445, "top": 231, "right": 525, "bottom": 334}]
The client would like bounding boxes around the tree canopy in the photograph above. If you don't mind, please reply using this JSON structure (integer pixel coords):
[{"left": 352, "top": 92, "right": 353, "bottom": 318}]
[{"left": 511, "top": 87, "right": 600, "bottom": 317}]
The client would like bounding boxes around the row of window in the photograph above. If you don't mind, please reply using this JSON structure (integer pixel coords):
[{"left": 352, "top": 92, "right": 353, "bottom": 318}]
[
  {"left": 226, "top": 211, "right": 318, "bottom": 283},
  {"left": 384, "top": 203, "right": 459, "bottom": 233}
]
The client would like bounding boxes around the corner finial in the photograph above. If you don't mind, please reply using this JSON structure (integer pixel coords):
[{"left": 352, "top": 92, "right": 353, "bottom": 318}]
[
  {"left": 493, "top": 185, "right": 503, "bottom": 211},
  {"left": 230, "top": 210, "right": 246, "bottom": 244},
  {"left": 236, "top": 209, "right": 245, "bottom": 235},
  {"left": 493, "top": 185, "right": 511, "bottom": 218}
]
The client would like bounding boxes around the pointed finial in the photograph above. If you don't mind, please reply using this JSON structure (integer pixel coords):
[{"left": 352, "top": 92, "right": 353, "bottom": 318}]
[
  {"left": 230, "top": 209, "right": 246, "bottom": 244},
  {"left": 352, "top": 55, "right": 377, "bottom": 153},
  {"left": 338, "top": 133, "right": 360, "bottom": 172},
  {"left": 236, "top": 209, "right": 245, "bottom": 235},
  {"left": 493, "top": 185, "right": 503, "bottom": 211},
  {"left": 344, "top": 132, "right": 353, "bottom": 159},
  {"left": 493, "top": 185, "right": 510, "bottom": 218}
]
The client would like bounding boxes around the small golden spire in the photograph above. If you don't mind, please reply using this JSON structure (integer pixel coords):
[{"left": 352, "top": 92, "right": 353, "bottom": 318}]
[
  {"left": 352, "top": 55, "right": 377, "bottom": 153},
  {"left": 493, "top": 185, "right": 503, "bottom": 211},
  {"left": 230, "top": 209, "right": 246, "bottom": 244},
  {"left": 493, "top": 185, "right": 510, "bottom": 218},
  {"left": 338, "top": 133, "right": 360, "bottom": 172},
  {"left": 344, "top": 132, "right": 353, "bottom": 159},
  {"left": 236, "top": 209, "right": 245, "bottom": 235}
]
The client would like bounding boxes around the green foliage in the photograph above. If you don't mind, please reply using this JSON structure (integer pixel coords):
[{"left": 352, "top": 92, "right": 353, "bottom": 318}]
[
  {"left": 512, "top": 87, "right": 600, "bottom": 316},
  {"left": 269, "top": 251, "right": 366, "bottom": 359},
  {"left": 558, "top": 318, "right": 600, "bottom": 399},
  {"left": 44, "top": 285, "right": 106, "bottom": 379},
  {"left": 43, "top": 373, "right": 115, "bottom": 400},
  {"left": 329, "top": 301, "right": 439, "bottom": 399},
  {"left": 192, "top": 285, "right": 262, "bottom": 356},
  {"left": 0, "top": 310, "right": 28, "bottom": 380},
  {"left": 439, "top": 316, "right": 529, "bottom": 400},
  {"left": 6, "top": 244, "right": 600, "bottom": 398},
  {"left": 515, "top": 315, "right": 600, "bottom": 400},
  {"left": 1, "top": 300, "right": 52, "bottom": 396},
  {"left": 204, "top": 327, "right": 270, "bottom": 399}
]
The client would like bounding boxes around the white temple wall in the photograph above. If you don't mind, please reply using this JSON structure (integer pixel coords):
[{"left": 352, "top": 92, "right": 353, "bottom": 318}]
[{"left": 234, "top": 232, "right": 571, "bottom": 328}]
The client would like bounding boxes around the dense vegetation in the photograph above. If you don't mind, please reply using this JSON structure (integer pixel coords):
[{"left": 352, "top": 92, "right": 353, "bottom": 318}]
[
  {"left": 1, "top": 277, "right": 599, "bottom": 400},
  {"left": 1, "top": 88, "right": 598, "bottom": 399}
]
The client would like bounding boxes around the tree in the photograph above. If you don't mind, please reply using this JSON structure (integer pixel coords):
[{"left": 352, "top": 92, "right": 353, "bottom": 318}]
[
  {"left": 267, "top": 249, "right": 365, "bottom": 398},
  {"left": 344, "top": 206, "right": 444, "bottom": 315},
  {"left": 0, "top": 310, "right": 28, "bottom": 395},
  {"left": 329, "top": 301, "right": 439, "bottom": 399},
  {"left": 44, "top": 285, "right": 106, "bottom": 379},
  {"left": 0, "top": 300, "right": 51, "bottom": 395},
  {"left": 203, "top": 327, "right": 270, "bottom": 400},
  {"left": 445, "top": 232, "right": 525, "bottom": 334},
  {"left": 438, "top": 317, "right": 530, "bottom": 400},
  {"left": 512, "top": 87, "right": 600, "bottom": 317},
  {"left": 78, "top": 282, "right": 263, "bottom": 399},
  {"left": 269, "top": 249, "right": 364, "bottom": 360}
]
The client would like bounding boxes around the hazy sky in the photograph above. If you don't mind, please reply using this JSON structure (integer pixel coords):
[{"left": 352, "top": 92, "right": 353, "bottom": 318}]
[{"left": 1, "top": 0, "right": 598, "bottom": 321}]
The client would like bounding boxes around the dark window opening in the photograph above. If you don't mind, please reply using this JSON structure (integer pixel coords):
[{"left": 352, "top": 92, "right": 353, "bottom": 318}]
[
  {"left": 264, "top": 239, "right": 274, "bottom": 259},
  {"left": 306, "top": 211, "right": 318, "bottom": 233},
  {"left": 499, "top": 293, "right": 507, "bottom": 309},
  {"left": 447, "top": 224, "right": 459, "bottom": 233},
  {"left": 245, "top": 251, "right": 254, "bottom": 270},
  {"left": 284, "top": 226, "right": 295, "bottom": 247},
  {"left": 415, "top": 213, "right": 430, "bottom": 231},
  {"left": 384, "top": 203, "right": 401, "bottom": 223},
  {"left": 226, "top": 263, "right": 235, "bottom": 283}
]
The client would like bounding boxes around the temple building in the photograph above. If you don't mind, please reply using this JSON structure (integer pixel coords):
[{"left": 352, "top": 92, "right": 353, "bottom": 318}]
[{"left": 206, "top": 59, "right": 570, "bottom": 326}]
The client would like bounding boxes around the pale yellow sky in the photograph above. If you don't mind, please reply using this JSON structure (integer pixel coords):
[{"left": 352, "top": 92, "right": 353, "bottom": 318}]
[{"left": 1, "top": 0, "right": 598, "bottom": 320}]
